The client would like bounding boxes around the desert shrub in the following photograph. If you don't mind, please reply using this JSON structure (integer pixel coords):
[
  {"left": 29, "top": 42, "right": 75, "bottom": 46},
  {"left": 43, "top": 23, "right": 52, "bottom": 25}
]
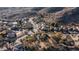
[{"left": 25, "top": 36, "right": 34, "bottom": 40}]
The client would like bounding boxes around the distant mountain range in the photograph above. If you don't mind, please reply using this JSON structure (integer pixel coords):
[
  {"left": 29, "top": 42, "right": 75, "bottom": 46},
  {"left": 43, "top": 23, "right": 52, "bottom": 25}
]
[{"left": 0, "top": 7, "right": 79, "bottom": 24}]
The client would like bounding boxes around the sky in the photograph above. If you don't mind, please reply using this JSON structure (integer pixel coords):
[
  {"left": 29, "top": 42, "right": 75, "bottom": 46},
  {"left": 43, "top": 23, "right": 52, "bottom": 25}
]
[{"left": 0, "top": 0, "right": 78, "bottom": 7}]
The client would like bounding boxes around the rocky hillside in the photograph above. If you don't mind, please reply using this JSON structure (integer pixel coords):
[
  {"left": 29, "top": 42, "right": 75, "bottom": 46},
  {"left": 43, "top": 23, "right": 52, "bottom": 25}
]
[{"left": 1, "top": 7, "right": 79, "bottom": 51}]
